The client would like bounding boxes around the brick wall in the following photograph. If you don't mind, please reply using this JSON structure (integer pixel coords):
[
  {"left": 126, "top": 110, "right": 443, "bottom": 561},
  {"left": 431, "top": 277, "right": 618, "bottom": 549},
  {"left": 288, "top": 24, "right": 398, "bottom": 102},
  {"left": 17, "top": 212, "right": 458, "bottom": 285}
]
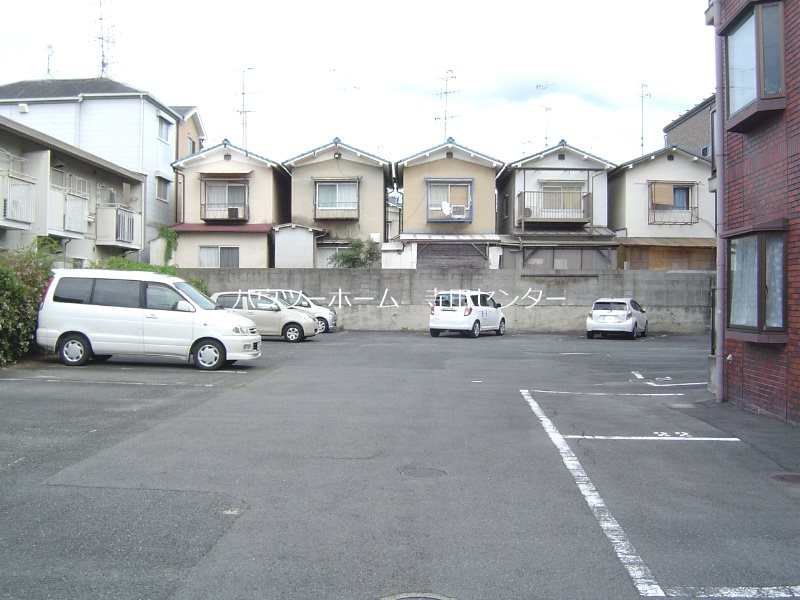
[{"left": 720, "top": 0, "right": 800, "bottom": 426}]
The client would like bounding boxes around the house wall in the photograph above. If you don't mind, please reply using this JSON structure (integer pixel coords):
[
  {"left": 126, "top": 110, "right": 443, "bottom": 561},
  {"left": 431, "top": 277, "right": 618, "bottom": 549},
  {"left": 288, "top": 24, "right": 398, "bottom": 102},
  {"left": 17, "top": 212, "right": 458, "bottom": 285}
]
[
  {"left": 664, "top": 103, "right": 714, "bottom": 157},
  {"left": 176, "top": 116, "right": 202, "bottom": 161},
  {"left": 290, "top": 155, "right": 386, "bottom": 242},
  {"left": 173, "top": 232, "right": 269, "bottom": 268},
  {"left": 0, "top": 102, "right": 79, "bottom": 146},
  {"left": 180, "top": 267, "right": 713, "bottom": 335},
  {"left": 179, "top": 154, "right": 279, "bottom": 224},
  {"left": 609, "top": 156, "right": 716, "bottom": 238},
  {"left": 401, "top": 157, "right": 497, "bottom": 233},
  {"left": 717, "top": 0, "right": 800, "bottom": 425}
]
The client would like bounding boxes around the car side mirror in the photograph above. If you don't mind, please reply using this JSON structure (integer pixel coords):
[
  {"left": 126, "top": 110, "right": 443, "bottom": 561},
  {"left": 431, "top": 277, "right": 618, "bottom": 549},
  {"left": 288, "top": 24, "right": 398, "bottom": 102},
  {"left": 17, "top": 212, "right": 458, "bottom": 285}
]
[
  {"left": 176, "top": 300, "right": 193, "bottom": 312},
  {"left": 495, "top": 303, "right": 502, "bottom": 308}
]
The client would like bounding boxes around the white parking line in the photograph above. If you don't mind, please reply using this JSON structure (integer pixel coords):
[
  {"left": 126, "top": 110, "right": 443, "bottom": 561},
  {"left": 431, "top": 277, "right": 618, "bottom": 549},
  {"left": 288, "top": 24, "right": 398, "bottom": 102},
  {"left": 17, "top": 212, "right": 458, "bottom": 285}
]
[
  {"left": 632, "top": 371, "right": 645, "bottom": 380},
  {"left": 664, "top": 585, "right": 800, "bottom": 598},
  {"left": 531, "top": 389, "right": 684, "bottom": 397},
  {"left": 645, "top": 381, "right": 708, "bottom": 387},
  {"left": 563, "top": 435, "right": 741, "bottom": 442},
  {"left": 520, "top": 389, "right": 665, "bottom": 597}
]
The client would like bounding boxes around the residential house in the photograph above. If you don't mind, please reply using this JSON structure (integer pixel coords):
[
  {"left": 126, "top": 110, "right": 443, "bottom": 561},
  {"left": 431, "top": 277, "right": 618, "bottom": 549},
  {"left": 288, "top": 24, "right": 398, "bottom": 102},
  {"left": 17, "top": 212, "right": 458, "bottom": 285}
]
[
  {"left": 708, "top": 0, "right": 799, "bottom": 425},
  {"left": 389, "top": 138, "right": 504, "bottom": 269},
  {"left": 0, "top": 78, "right": 182, "bottom": 261},
  {"left": 663, "top": 95, "right": 715, "bottom": 159},
  {"left": 607, "top": 147, "right": 716, "bottom": 270},
  {"left": 496, "top": 140, "right": 617, "bottom": 271},
  {"left": 283, "top": 138, "right": 392, "bottom": 268},
  {"left": 171, "top": 106, "right": 206, "bottom": 161},
  {"left": 169, "top": 139, "right": 290, "bottom": 268},
  {"left": 0, "top": 115, "right": 144, "bottom": 265}
]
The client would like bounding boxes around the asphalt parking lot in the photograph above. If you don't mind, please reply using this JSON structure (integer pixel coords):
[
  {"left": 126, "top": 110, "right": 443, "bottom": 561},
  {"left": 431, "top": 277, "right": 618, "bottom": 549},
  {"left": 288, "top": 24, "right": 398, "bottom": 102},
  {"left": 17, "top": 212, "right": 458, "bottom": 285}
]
[{"left": 0, "top": 331, "right": 798, "bottom": 600}]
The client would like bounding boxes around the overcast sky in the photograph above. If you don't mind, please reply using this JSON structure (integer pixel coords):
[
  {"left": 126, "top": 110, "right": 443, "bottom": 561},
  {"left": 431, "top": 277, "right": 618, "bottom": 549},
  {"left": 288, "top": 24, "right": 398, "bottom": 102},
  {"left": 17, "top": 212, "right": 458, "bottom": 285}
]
[{"left": 1, "top": 0, "right": 715, "bottom": 166}]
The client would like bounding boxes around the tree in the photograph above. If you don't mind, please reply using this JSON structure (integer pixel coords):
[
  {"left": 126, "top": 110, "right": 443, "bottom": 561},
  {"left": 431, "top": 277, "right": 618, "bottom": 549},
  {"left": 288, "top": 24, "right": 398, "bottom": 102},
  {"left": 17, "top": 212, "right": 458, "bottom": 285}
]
[{"left": 327, "top": 239, "right": 380, "bottom": 268}]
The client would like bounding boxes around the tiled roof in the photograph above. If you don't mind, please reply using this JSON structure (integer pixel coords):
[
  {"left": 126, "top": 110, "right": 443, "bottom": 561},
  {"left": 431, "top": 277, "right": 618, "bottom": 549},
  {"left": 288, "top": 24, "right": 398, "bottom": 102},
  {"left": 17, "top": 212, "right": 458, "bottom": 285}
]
[{"left": 0, "top": 78, "right": 146, "bottom": 99}]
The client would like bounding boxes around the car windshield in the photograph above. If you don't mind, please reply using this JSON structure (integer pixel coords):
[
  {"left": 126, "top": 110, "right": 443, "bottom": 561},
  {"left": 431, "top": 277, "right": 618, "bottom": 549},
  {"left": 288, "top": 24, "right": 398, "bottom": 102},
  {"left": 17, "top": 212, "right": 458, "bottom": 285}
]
[
  {"left": 594, "top": 301, "right": 627, "bottom": 311},
  {"left": 174, "top": 281, "right": 217, "bottom": 310}
]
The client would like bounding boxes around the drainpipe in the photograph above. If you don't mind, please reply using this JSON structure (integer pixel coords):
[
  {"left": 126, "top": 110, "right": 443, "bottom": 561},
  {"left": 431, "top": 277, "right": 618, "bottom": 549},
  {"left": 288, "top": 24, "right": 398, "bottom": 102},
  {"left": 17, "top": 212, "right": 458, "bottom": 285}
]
[{"left": 713, "top": 0, "right": 726, "bottom": 403}]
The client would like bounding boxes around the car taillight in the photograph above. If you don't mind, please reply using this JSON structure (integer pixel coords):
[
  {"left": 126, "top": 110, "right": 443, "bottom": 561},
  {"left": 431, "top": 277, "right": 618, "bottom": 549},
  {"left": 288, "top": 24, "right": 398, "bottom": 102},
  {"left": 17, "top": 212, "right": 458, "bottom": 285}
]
[
  {"left": 464, "top": 306, "right": 472, "bottom": 316},
  {"left": 39, "top": 277, "right": 54, "bottom": 307},
  {"left": 430, "top": 304, "right": 435, "bottom": 315},
  {"left": 626, "top": 310, "right": 633, "bottom": 320}
]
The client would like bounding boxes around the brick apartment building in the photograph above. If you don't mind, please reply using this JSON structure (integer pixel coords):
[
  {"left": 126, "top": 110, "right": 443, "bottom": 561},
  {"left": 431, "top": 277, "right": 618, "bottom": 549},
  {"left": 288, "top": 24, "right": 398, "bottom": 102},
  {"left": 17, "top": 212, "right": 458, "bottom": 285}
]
[{"left": 711, "top": 0, "right": 799, "bottom": 424}]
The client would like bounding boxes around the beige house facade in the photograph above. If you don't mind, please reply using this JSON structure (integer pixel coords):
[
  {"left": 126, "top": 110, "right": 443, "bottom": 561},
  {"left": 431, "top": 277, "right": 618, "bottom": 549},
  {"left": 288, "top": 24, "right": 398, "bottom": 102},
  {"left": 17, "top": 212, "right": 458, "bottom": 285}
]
[
  {"left": 168, "top": 139, "right": 290, "bottom": 268},
  {"left": 284, "top": 138, "right": 391, "bottom": 268},
  {"left": 389, "top": 138, "right": 504, "bottom": 269}
]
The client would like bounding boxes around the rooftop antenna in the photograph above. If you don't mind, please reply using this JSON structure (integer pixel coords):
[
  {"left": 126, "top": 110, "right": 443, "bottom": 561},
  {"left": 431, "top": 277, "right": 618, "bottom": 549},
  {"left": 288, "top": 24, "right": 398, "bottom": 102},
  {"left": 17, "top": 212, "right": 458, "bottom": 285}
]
[
  {"left": 96, "top": 0, "right": 114, "bottom": 78},
  {"left": 435, "top": 69, "right": 459, "bottom": 140},
  {"left": 640, "top": 83, "right": 651, "bottom": 156},
  {"left": 543, "top": 106, "right": 552, "bottom": 147},
  {"left": 46, "top": 45, "right": 54, "bottom": 78},
  {"left": 236, "top": 67, "right": 255, "bottom": 150}
]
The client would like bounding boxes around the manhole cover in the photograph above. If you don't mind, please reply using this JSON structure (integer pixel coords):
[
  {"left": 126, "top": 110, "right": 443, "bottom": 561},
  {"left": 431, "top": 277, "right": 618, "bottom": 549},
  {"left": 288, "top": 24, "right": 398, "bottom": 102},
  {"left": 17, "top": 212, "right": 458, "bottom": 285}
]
[
  {"left": 398, "top": 466, "right": 447, "bottom": 479},
  {"left": 771, "top": 473, "right": 800, "bottom": 485}
]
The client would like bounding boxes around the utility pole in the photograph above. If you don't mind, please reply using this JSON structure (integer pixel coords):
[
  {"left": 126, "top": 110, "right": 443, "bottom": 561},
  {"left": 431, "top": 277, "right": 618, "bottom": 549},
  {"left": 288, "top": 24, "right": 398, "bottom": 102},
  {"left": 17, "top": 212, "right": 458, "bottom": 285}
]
[
  {"left": 640, "top": 83, "right": 651, "bottom": 156},
  {"left": 435, "top": 70, "right": 459, "bottom": 140},
  {"left": 46, "top": 45, "right": 54, "bottom": 78},
  {"left": 236, "top": 67, "right": 254, "bottom": 150}
]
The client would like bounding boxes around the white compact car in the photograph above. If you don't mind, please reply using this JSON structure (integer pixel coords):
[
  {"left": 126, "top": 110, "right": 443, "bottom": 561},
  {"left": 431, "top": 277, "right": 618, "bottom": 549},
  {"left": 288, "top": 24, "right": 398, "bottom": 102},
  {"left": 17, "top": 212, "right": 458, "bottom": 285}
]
[
  {"left": 429, "top": 290, "right": 506, "bottom": 338},
  {"left": 36, "top": 269, "right": 261, "bottom": 370},
  {"left": 250, "top": 288, "right": 337, "bottom": 333},
  {"left": 586, "top": 297, "right": 648, "bottom": 339}
]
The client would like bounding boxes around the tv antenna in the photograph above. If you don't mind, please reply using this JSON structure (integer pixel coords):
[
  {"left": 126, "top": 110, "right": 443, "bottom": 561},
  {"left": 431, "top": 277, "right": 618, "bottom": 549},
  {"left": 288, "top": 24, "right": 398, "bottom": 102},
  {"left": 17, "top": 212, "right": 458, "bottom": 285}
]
[
  {"left": 640, "top": 83, "right": 651, "bottom": 156},
  {"left": 46, "top": 45, "right": 54, "bottom": 78},
  {"left": 543, "top": 106, "right": 552, "bottom": 147},
  {"left": 96, "top": 0, "right": 114, "bottom": 78},
  {"left": 435, "top": 69, "right": 459, "bottom": 140},
  {"left": 236, "top": 67, "right": 255, "bottom": 150}
]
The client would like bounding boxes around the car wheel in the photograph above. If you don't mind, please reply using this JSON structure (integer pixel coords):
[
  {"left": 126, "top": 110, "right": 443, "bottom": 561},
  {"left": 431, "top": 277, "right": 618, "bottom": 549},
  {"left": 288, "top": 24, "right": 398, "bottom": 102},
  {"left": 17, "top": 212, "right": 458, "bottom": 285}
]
[
  {"left": 316, "top": 317, "right": 329, "bottom": 334},
  {"left": 630, "top": 324, "right": 638, "bottom": 340},
  {"left": 430, "top": 329, "right": 441, "bottom": 337},
  {"left": 193, "top": 339, "right": 225, "bottom": 370},
  {"left": 586, "top": 331, "right": 594, "bottom": 339},
  {"left": 496, "top": 319, "right": 506, "bottom": 336},
  {"left": 641, "top": 321, "right": 648, "bottom": 337},
  {"left": 59, "top": 333, "right": 91, "bottom": 366},
  {"left": 470, "top": 321, "right": 481, "bottom": 338},
  {"left": 283, "top": 323, "right": 304, "bottom": 343},
  {"left": 92, "top": 354, "right": 112, "bottom": 362}
]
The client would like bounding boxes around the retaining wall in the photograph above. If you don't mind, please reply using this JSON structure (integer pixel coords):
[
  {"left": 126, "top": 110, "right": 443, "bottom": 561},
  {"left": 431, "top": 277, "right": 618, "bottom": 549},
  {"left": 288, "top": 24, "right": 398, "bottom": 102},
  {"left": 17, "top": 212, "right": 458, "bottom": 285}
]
[{"left": 179, "top": 268, "right": 715, "bottom": 334}]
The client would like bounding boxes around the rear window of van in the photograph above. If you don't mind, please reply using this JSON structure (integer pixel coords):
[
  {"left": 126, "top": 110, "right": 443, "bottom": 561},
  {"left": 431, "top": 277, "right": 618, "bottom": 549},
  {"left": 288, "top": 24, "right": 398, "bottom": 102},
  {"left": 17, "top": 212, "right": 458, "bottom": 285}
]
[
  {"left": 53, "top": 278, "right": 93, "bottom": 304},
  {"left": 53, "top": 277, "right": 141, "bottom": 308}
]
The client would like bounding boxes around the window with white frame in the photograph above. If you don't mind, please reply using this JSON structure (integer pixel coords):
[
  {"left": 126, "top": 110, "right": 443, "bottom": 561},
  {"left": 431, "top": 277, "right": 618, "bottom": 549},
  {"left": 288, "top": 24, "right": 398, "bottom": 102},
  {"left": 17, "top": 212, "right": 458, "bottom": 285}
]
[
  {"left": 541, "top": 184, "right": 582, "bottom": 211},
  {"left": 204, "top": 180, "right": 247, "bottom": 219},
  {"left": 316, "top": 181, "right": 358, "bottom": 210},
  {"left": 728, "top": 231, "right": 785, "bottom": 332},
  {"left": 156, "top": 177, "right": 170, "bottom": 202},
  {"left": 158, "top": 117, "right": 171, "bottom": 142},
  {"left": 198, "top": 246, "right": 239, "bottom": 268},
  {"left": 726, "top": 2, "right": 784, "bottom": 127},
  {"left": 427, "top": 179, "right": 472, "bottom": 222}
]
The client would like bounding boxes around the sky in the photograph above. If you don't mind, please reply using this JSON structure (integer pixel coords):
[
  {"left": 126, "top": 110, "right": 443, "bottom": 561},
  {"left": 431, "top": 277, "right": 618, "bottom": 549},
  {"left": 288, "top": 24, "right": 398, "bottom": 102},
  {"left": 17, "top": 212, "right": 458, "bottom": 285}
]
[{"left": 1, "top": 0, "right": 716, "bottom": 167}]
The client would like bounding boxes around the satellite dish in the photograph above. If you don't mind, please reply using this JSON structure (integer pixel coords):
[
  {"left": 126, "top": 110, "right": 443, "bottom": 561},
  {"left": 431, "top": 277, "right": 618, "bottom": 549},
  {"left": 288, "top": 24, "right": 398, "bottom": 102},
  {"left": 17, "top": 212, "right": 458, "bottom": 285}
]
[{"left": 441, "top": 200, "right": 452, "bottom": 216}]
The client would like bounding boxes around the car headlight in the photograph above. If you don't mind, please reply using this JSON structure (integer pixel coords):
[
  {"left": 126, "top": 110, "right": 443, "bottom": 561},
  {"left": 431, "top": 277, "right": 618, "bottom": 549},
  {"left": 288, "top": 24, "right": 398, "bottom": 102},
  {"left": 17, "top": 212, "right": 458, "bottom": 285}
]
[{"left": 231, "top": 325, "right": 250, "bottom": 335}]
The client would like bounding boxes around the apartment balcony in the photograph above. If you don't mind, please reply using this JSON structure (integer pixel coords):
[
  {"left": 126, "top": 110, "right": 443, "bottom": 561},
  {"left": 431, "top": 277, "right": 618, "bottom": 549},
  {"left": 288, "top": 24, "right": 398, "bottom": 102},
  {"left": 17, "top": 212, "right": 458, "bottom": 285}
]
[
  {"left": 201, "top": 203, "right": 249, "bottom": 222},
  {"left": 0, "top": 171, "right": 35, "bottom": 230},
  {"left": 96, "top": 203, "right": 142, "bottom": 250},
  {"left": 48, "top": 187, "right": 89, "bottom": 237},
  {"left": 517, "top": 191, "right": 590, "bottom": 225},
  {"left": 649, "top": 206, "right": 699, "bottom": 225}
]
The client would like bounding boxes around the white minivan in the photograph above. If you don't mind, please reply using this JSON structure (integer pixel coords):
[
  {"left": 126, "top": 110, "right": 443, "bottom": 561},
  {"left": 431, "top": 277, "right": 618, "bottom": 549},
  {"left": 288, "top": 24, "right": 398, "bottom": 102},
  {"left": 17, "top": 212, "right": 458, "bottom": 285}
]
[{"left": 36, "top": 269, "right": 261, "bottom": 370}]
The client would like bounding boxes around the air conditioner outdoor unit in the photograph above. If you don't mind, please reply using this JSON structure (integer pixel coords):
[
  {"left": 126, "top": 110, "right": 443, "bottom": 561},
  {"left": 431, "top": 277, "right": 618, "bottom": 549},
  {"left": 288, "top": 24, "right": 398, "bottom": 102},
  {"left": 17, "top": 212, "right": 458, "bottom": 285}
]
[
  {"left": 451, "top": 204, "right": 467, "bottom": 218},
  {"left": 228, "top": 207, "right": 241, "bottom": 219}
]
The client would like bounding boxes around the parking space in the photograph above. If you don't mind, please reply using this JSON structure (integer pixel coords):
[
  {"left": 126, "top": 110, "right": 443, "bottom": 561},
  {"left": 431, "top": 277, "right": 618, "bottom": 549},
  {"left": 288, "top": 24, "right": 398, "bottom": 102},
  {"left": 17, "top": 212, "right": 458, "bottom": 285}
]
[{"left": 1, "top": 332, "right": 798, "bottom": 600}]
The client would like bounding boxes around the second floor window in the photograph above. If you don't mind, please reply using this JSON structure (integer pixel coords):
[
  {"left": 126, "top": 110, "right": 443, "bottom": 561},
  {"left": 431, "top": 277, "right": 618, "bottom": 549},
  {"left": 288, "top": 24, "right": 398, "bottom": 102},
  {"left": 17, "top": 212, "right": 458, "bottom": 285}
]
[
  {"left": 316, "top": 181, "right": 358, "bottom": 210},
  {"left": 205, "top": 181, "right": 247, "bottom": 219},
  {"left": 158, "top": 117, "right": 171, "bottom": 142},
  {"left": 156, "top": 177, "right": 170, "bottom": 202},
  {"left": 648, "top": 181, "right": 699, "bottom": 224},
  {"left": 427, "top": 179, "right": 472, "bottom": 222}
]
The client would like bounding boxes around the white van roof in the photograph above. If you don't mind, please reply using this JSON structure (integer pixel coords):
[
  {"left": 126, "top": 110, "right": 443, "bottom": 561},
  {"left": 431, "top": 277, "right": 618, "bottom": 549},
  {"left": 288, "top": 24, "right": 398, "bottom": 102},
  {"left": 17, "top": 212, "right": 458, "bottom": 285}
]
[{"left": 52, "top": 269, "right": 183, "bottom": 283}]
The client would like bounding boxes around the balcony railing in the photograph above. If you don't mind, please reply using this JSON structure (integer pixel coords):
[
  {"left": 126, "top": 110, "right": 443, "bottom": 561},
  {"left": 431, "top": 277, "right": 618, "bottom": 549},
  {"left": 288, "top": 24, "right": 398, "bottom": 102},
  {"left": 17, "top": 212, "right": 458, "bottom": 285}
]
[
  {"left": 1, "top": 171, "right": 35, "bottom": 228},
  {"left": 47, "top": 187, "right": 88, "bottom": 235},
  {"left": 96, "top": 203, "right": 142, "bottom": 249},
  {"left": 517, "top": 191, "right": 590, "bottom": 224},
  {"left": 649, "top": 207, "right": 699, "bottom": 225},
  {"left": 201, "top": 203, "right": 249, "bottom": 221},
  {"left": 315, "top": 201, "right": 359, "bottom": 220}
]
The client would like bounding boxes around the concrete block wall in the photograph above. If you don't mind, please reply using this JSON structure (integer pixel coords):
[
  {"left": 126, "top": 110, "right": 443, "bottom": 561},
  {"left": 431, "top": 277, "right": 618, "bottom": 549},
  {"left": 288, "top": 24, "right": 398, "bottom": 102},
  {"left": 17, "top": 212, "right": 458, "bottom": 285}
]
[{"left": 179, "top": 268, "right": 715, "bottom": 334}]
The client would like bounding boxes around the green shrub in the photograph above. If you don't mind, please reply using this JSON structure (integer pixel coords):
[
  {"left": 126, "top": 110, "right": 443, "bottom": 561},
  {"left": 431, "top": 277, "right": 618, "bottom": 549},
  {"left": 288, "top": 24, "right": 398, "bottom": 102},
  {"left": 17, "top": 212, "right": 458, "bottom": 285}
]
[
  {"left": 0, "top": 248, "right": 52, "bottom": 365},
  {"left": 327, "top": 239, "right": 380, "bottom": 268}
]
